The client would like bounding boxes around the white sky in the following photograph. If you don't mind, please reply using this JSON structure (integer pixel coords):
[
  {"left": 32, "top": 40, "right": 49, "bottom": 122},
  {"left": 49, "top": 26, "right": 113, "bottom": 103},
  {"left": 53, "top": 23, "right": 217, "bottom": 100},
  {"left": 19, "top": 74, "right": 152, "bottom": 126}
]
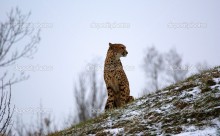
[{"left": 0, "top": 0, "right": 220, "bottom": 129}]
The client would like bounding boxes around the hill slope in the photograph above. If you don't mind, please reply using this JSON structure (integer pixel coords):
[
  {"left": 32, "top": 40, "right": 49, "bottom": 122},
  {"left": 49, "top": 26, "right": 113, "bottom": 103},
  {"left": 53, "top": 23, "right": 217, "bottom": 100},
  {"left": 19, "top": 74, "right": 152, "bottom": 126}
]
[{"left": 54, "top": 66, "right": 220, "bottom": 136}]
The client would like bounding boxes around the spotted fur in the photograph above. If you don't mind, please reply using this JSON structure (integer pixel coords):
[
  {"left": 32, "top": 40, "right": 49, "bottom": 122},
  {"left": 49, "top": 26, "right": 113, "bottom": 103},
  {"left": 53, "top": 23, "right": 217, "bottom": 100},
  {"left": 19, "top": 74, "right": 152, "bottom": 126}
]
[{"left": 104, "top": 43, "right": 134, "bottom": 110}]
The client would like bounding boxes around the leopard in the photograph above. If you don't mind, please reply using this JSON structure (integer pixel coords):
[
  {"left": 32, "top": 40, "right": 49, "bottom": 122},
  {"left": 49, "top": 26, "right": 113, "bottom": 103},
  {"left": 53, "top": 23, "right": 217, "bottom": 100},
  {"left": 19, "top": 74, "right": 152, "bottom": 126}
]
[{"left": 104, "top": 42, "right": 134, "bottom": 110}]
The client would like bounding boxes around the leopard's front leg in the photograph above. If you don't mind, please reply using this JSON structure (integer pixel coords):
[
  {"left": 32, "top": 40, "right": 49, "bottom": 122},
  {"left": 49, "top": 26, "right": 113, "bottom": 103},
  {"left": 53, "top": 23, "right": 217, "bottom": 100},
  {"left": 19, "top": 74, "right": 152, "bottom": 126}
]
[{"left": 105, "top": 87, "right": 115, "bottom": 111}]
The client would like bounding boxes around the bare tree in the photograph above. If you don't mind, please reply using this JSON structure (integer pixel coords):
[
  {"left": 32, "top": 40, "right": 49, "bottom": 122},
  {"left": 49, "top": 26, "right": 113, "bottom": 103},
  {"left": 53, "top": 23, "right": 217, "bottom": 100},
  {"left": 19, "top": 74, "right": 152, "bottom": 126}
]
[
  {"left": 74, "top": 72, "right": 90, "bottom": 122},
  {"left": 164, "top": 48, "right": 188, "bottom": 83},
  {"left": 89, "top": 69, "right": 106, "bottom": 117},
  {"left": 14, "top": 115, "right": 25, "bottom": 136},
  {"left": 0, "top": 81, "right": 14, "bottom": 135},
  {"left": 14, "top": 104, "right": 56, "bottom": 136},
  {"left": 73, "top": 64, "right": 107, "bottom": 124},
  {"left": 0, "top": 7, "right": 40, "bottom": 88},
  {"left": 142, "top": 46, "right": 164, "bottom": 91},
  {"left": 142, "top": 46, "right": 190, "bottom": 95},
  {"left": 0, "top": 7, "right": 41, "bottom": 135}
]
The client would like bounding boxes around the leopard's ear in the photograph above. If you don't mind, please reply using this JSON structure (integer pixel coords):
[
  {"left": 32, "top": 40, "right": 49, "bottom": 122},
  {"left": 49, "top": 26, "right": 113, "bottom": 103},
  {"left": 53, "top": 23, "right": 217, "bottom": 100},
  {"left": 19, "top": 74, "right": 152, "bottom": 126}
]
[{"left": 109, "top": 43, "right": 114, "bottom": 50}]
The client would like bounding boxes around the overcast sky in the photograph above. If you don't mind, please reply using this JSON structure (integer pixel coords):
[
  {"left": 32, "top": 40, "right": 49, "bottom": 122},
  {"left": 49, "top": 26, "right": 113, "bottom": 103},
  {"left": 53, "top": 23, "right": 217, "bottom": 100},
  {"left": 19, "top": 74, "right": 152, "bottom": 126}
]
[{"left": 1, "top": 0, "right": 220, "bottom": 129}]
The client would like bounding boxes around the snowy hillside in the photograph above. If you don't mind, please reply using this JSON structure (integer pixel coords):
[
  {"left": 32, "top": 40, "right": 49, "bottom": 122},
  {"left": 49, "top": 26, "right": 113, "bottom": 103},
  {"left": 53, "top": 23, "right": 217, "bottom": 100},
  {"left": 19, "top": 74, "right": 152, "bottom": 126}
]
[{"left": 52, "top": 66, "right": 220, "bottom": 136}]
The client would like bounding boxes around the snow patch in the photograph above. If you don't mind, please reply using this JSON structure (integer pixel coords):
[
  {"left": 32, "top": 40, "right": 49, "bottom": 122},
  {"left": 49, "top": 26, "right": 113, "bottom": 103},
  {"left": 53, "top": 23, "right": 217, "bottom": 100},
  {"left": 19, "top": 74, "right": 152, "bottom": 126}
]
[
  {"left": 174, "top": 127, "right": 217, "bottom": 136},
  {"left": 212, "top": 118, "right": 220, "bottom": 127},
  {"left": 102, "top": 117, "right": 113, "bottom": 128},
  {"left": 168, "top": 96, "right": 176, "bottom": 101},
  {"left": 136, "top": 132, "right": 144, "bottom": 136},
  {"left": 160, "top": 104, "right": 172, "bottom": 112},
  {"left": 214, "top": 106, "right": 220, "bottom": 109},
  {"left": 103, "top": 128, "right": 124, "bottom": 135},
  {"left": 179, "top": 87, "right": 201, "bottom": 102},
  {"left": 210, "top": 85, "right": 220, "bottom": 90},
  {"left": 136, "top": 99, "right": 146, "bottom": 106},
  {"left": 129, "top": 110, "right": 141, "bottom": 116},
  {"left": 182, "top": 125, "right": 197, "bottom": 132},
  {"left": 213, "top": 78, "right": 220, "bottom": 83},
  {"left": 154, "top": 109, "right": 163, "bottom": 113},
  {"left": 188, "top": 87, "right": 201, "bottom": 97}
]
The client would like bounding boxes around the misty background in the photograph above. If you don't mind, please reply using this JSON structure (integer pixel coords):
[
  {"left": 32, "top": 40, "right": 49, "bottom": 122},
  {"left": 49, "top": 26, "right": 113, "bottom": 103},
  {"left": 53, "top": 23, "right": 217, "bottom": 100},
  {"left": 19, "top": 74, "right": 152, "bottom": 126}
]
[{"left": 0, "top": 0, "right": 220, "bottom": 134}]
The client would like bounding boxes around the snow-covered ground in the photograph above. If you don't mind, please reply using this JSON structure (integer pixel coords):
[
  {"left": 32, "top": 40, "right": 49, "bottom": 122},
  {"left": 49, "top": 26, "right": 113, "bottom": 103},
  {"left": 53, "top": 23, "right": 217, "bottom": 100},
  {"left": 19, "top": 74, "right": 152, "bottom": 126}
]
[{"left": 61, "top": 67, "right": 220, "bottom": 136}]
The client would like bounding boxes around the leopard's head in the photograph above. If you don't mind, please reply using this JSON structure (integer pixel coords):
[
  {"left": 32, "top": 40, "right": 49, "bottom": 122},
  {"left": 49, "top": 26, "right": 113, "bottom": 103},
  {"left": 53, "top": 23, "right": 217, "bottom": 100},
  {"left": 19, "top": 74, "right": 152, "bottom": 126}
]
[{"left": 109, "top": 43, "right": 128, "bottom": 59}]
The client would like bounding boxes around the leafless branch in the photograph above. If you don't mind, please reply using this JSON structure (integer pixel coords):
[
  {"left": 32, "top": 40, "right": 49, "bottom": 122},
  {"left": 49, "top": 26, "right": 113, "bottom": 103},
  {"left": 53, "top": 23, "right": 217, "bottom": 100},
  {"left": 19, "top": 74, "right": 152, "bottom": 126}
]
[
  {"left": 142, "top": 46, "right": 190, "bottom": 96},
  {"left": 73, "top": 65, "right": 107, "bottom": 124},
  {"left": 0, "top": 7, "right": 40, "bottom": 89},
  {"left": 0, "top": 81, "right": 15, "bottom": 135},
  {"left": 142, "top": 46, "right": 164, "bottom": 92},
  {"left": 164, "top": 48, "right": 188, "bottom": 83}
]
